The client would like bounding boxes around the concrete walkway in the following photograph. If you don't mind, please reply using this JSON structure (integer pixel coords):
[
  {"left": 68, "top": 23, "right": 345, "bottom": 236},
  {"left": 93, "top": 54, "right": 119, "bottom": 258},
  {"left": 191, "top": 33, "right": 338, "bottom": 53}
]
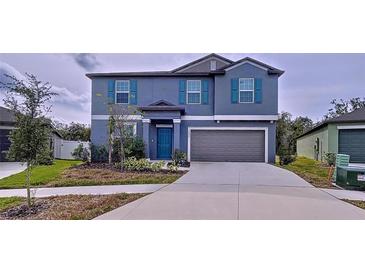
[
  {"left": 0, "top": 162, "right": 26, "bottom": 179},
  {"left": 0, "top": 184, "right": 167, "bottom": 198},
  {"left": 95, "top": 162, "right": 365, "bottom": 220},
  {"left": 320, "top": 188, "right": 365, "bottom": 201}
]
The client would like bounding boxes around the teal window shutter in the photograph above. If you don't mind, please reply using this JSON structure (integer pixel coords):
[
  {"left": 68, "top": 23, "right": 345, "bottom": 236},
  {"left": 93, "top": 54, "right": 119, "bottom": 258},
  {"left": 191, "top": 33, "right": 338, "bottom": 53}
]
[
  {"left": 108, "top": 80, "right": 115, "bottom": 104},
  {"left": 179, "top": 80, "right": 186, "bottom": 104},
  {"left": 201, "top": 80, "right": 209, "bottom": 104},
  {"left": 231, "top": 78, "right": 238, "bottom": 104},
  {"left": 130, "top": 80, "right": 137, "bottom": 105},
  {"left": 254, "top": 78, "right": 262, "bottom": 104}
]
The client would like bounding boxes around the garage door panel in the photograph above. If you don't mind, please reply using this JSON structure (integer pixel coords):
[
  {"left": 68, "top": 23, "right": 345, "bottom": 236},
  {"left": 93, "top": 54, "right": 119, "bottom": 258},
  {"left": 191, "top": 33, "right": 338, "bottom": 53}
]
[
  {"left": 191, "top": 130, "right": 265, "bottom": 162},
  {"left": 339, "top": 129, "right": 365, "bottom": 163}
]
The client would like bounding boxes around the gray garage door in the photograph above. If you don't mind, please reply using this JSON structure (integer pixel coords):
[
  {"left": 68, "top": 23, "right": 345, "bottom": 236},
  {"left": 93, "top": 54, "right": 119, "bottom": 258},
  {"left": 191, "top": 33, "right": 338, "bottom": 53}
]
[
  {"left": 190, "top": 130, "right": 265, "bottom": 162},
  {"left": 339, "top": 129, "right": 365, "bottom": 163}
]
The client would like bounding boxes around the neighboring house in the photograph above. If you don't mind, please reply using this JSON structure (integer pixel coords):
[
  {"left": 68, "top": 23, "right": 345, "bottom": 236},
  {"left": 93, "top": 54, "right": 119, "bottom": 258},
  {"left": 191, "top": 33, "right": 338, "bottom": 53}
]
[
  {"left": 0, "top": 106, "right": 82, "bottom": 161},
  {"left": 297, "top": 107, "right": 365, "bottom": 163},
  {"left": 87, "top": 54, "right": 284, "bottom": 163},
  {"left": 0, "top": 106, "right": 15, "bottom": 161}
]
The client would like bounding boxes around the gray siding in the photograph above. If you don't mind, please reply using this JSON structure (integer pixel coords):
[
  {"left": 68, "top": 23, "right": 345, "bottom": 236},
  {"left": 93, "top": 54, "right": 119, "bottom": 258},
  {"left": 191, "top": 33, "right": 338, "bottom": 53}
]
[
  {"left": 91, "top": 77, "right": 214, "bottom": 116},
  {"left": 178, "top": 58, "right": 229, "bottom": 73},
  {"left": 214, "top": 63, "right": 278, "bottom": 115}
]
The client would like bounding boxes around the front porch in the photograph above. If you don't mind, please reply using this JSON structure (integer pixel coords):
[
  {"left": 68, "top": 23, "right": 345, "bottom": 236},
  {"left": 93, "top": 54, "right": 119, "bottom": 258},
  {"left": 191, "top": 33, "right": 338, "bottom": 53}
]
[{"left": 139, "top": 100, "right": 184, "bottom": 160}]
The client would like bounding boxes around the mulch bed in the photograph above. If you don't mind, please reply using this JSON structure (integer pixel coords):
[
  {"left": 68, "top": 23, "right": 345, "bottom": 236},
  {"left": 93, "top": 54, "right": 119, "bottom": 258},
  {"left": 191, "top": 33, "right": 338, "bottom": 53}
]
[
  {"left": 72, "top": 162, "right": 187, "bottom": 173},
  {"left": 0, "top": 193, "right": 146, "bottom": 220}
]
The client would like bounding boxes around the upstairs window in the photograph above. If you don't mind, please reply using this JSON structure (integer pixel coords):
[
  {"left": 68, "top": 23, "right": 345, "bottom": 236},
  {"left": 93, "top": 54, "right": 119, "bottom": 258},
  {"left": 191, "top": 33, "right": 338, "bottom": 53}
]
[
  {"left": 239, "top": 78, "right": 254, "bottom": 103},
  {"left": 187, "top": 80, "right": 201, "bottom": 104},
  {"left": 115, "top": 80, "right": 129, "bottom": 104}
]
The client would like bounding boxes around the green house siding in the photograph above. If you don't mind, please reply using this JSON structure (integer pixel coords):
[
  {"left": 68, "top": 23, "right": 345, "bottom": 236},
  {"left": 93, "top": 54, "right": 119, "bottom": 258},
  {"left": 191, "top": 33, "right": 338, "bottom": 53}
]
[
  {"left": 297, "top": 126, "right": 329, "bottom": 161},
  {"left": 297, "top": 122, "right": 365, "bottom": 162}
]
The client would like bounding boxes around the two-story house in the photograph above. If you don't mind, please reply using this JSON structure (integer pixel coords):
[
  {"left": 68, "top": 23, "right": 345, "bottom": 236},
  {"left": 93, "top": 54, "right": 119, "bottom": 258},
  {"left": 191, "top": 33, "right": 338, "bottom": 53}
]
[{"left": 87, "top": 54, "right": 284, "bottom": 163}]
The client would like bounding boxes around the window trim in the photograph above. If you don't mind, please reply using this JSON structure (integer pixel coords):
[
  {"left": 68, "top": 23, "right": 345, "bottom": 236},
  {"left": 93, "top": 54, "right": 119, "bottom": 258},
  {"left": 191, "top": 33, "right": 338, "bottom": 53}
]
[
  {"left": 186, "top": 80, "right": 202, "bottom": 105},
  {"left": 115, "top": 80, "right": 130, "bottom": 104},
  {"left": 238, "top": 78, "right": 255, "bottom": 104}
]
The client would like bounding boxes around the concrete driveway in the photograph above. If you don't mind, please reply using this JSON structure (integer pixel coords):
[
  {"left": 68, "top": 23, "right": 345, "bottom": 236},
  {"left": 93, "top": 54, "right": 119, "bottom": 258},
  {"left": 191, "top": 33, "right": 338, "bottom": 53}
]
[
  {"left": 95, "top": 162, "right": 365, "bottom": 220},
  {"left": 0, "top": 162, "right": 26, "bottom": 179}
]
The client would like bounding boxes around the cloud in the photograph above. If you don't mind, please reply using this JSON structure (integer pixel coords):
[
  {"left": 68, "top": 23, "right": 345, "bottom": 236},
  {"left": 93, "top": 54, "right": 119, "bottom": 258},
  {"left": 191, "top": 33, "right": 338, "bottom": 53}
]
[
  {"left": 72, "top": 53, "right": 100, "bottom": 71},
  {"left": 0, "top": 60, "right": 90, "bottom": 123}
]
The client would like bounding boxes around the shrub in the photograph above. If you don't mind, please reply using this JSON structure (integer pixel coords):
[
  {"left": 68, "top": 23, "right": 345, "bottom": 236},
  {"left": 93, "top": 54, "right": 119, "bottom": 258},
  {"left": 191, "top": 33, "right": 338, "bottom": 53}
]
[
  {"left": 72, "top": 143, "right": 90, "bottom": 162},
  {"left": 90, "top": 144, "right": 108, "bottom": 163},
  {"left": 323, "top": 152, "right": 336, "bottom": 166},
  {"left": 112, "top": 137, "right": 145, "bottom": 162},
  {"left": 172, "top": 149, "right": 186, "bottom": 166},
  {"left": 151, "top": 161, "right": 165, "bottom": 172},
  {"left": 168, "top": 162, "right": 179, "bottom": 172},
  {"left": 123, "top": 157, "right": 149, "bottom": 171},
  {"left": 37, "top": 149, "right": 54, "bottom": 165},
  {"left": 123, "top": 157, "right": 165, "bottom": 172},
  {"left": 279, "top": 155, "right": 296, "bottom": 166}
]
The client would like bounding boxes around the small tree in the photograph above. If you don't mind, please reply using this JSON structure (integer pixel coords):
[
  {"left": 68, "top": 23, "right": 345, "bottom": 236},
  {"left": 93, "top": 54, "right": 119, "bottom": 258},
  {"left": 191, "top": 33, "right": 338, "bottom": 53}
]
[
  {"left": 1, "top": 74, "right": 57, "bottom": 208},
  {"left": 107, "top": 116, "right": 115, "bottom": 164},
  {"left": 108, "top": 105, "right": 140, "bottom": 171}
]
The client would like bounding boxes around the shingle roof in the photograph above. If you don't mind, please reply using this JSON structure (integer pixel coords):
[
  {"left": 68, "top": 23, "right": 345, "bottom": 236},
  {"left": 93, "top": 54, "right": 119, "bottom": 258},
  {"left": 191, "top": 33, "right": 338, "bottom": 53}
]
[
  {"left": 297, "top": 107, "right": 365, "bottom": 139},
  {"left": 220, "top": 57, "right": 285, "bottom": 76},
  {"left": 85, "top": 54, "right": 284, "bottom": 78}
]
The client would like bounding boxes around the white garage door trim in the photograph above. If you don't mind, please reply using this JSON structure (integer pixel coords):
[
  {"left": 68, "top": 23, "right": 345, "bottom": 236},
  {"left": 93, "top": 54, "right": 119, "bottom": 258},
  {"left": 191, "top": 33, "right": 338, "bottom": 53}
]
[{"left": 187, "top": 127, "right": 268, "bottom": 163}]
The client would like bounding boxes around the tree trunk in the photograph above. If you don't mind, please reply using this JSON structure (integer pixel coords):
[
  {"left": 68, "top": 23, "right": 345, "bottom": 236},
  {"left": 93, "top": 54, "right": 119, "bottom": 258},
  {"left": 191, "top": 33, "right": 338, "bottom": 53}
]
[
  {"left": 120, "top": 139, "right": 125, "bottom": 172},
  {"left": 108, "top": 141, "right": 112, "bottom": 165},
  {"left": 26, "top": 162, "right": 31, "bottom": 209}
]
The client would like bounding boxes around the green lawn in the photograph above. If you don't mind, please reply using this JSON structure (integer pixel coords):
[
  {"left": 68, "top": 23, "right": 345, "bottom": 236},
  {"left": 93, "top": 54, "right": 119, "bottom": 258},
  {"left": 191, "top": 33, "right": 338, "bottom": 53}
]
[
  {"left": 0, "top": 160, "right": 82, "bottom": 189},
  {"left": 0, "top": 197, "right": 25, "bottom": 212},
  {"left": 277, "top": 156, "right": 332, "bottom": 188}
]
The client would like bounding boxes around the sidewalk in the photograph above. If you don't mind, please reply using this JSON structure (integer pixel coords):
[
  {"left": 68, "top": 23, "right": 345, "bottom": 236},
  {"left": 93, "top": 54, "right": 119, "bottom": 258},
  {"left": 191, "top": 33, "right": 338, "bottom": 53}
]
[
  {"left": 320, "top": 188, "right": 365, "bottom": 201},
  {"left": 0, "top": 184, "right": 168, "bottom": 198}
]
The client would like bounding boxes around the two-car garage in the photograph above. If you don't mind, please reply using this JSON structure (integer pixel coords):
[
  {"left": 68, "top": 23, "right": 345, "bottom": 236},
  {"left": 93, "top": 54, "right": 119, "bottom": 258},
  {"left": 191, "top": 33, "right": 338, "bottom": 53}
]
[{"left": 189, "top": 128, "right": 267, "bottom": 162}]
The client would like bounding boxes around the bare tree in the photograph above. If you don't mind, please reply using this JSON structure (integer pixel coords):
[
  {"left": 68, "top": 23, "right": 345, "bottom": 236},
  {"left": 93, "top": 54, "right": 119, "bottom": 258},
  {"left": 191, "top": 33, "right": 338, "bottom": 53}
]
[
  {"left": 1, "top": 74, "right": 57, "bottom": 208},
  {"left": 107, "top": 115, "right": 115, "bottom": 164},
  {"left": 108, "top": 105, "right": 139, "bottom": 171}
]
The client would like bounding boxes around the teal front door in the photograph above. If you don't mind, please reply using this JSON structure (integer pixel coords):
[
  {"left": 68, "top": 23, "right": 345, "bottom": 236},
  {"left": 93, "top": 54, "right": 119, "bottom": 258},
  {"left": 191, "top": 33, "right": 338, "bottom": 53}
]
[{"left": 157, "top": 128, "right": 172, "bottom": 159}]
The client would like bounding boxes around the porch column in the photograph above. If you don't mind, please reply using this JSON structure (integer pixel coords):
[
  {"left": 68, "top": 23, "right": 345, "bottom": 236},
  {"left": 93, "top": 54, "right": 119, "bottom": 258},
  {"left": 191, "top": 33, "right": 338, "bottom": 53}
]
[
  {"left": 142, "top": 119, "right": 150, "bottom": 159},
  {"left": 173, "top": 119, "right": 181, "bottom": 152}
]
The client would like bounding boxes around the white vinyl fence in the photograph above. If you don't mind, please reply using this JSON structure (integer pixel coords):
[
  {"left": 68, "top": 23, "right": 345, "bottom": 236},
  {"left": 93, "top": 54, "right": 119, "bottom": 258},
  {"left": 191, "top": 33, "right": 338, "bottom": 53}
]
[{"left": 53, "top": 136, "right": 89, "bottom": 160}]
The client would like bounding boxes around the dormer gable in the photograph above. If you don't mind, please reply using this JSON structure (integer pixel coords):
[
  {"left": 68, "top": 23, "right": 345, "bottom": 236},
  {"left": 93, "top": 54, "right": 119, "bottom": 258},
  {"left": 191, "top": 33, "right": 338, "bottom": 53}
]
[{"left": 172, "top": 53, "right": 233, "bottom": 73}]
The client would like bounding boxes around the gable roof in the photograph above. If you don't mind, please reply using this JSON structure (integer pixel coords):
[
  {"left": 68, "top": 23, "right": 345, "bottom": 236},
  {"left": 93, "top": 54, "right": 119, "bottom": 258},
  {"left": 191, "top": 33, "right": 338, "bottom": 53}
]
[
  {"left": 221, "top": 57, "right": 285, "bottom": 76},
  {"left": 297, "top": 107, "right": 365, "bottom": 139},
  {"left": 149, "top": 100, "right": 175, "bottom": 106},
  {"left": 86, "top": 54, "right": 284, "bottom": 78},
  {"left": 171, "top": 53, "right": 233, "bottom": 73},
  {"left": 139, "top": 100, "right": 185, "bottom": 114}
]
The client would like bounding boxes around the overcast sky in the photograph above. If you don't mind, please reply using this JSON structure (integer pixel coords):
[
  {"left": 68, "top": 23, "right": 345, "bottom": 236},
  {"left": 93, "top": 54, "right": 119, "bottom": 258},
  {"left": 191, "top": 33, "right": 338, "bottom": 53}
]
[{"left": 0, "top": 53, "right": 364, "bottom": 124}]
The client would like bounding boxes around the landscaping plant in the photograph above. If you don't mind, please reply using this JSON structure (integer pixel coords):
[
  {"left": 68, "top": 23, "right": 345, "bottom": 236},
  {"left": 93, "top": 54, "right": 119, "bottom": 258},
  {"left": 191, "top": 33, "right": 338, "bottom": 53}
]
[
  {"left": 172, "top": 149, "right": 186, "bottom": 166},
  {"left": 72, "top": 143, "right": 90, "bottom": 162},
  {"left": 1, "top": 73, "right": 57, "bottom": 208},
  {"left": 107, "top": 105, "right": 140, "bottom": 171},
  {"left": 90, "top": 144, "right": 108, "bottom": 163},
  {"left": 112, "top": 137, "right": 145, "bottom": 162},
  {"left": 323, "top": 152, "right": 336, "bottom": 166}
]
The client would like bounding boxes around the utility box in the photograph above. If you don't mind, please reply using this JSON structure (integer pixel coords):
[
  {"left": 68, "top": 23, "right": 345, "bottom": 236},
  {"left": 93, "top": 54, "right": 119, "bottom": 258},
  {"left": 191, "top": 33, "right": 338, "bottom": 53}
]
[
  {"left": 333, "top": 154, "right": 350, "bottom": 180},
  {"left": 336, "top": 166, "right": 365, "bottom": 190}
]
